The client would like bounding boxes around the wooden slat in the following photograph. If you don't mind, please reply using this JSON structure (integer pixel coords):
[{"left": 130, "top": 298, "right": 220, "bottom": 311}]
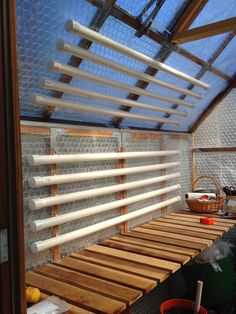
[
  {"left": 192, "top": 147, "right": 236, "bottom": 152},
  {"left": 172, "top": 17, "right": 236, "bottom": 44},
  {"left": 101, "top": 239, "right": 190, "bottom": 264},
  {"left": 158, "top": 217, "right": 230, "bottom": 232},
  {"left": 169, "top": 213, "right": 235, "bottom": 227},
  {"left": 65, "top": 129, "right": 112, "bottom": 137},
  {"left": 55, "top": 256, "right": 156, "bottom": 292},
  {"left": 134, "top": 227, "right": 212, "bottom": 246},
  {"left": 149, "top": 220, "right": 223, "bottom": 235},
  {"left": 175, "top": 211, "right": 236, "bottom": 224},
  {"left": 111, "top": 235, "right": 199, "bottom": 257},
  {"left": 86, "top": 245, "right": 181, "bottom": 273},
  {"left": 142, "top": 223, "right": 218, "bottom": 240},
  {"left": 26, "top": 272, "right": 126, "bottom": 314},
  {"left": 126, "top": 230, "right": 205, "bottom": 251},
  {"left": 131, "top": 133, "right": 162, "bottom": 139},
  {"left": 36, "top": 264, "right": 141, "bottom": 305},
  {"left": 39, "top": 292, "right": 95, "bottom": 314},
  {"left": 72, "top": 251, "right": 169, "bottom": 282},
  {"left": 21, "top": 125, "right": 51, "bottom": 135}
]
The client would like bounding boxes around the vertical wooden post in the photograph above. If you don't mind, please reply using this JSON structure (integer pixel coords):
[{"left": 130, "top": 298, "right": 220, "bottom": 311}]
[
  {"left": 49, "top": 136, "right": 61, "bottom": 261},
  {"left": 118, "top": 147, "right": 128, "bottom": 233},
  {"left": 160, "top": 136, "right": 168, "bottom": 215},
  {"left": 192, "top": 133, "right": 196, "bottom": 185}
]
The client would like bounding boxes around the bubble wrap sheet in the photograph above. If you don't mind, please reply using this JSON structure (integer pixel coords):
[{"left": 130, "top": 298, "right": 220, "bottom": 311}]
[
  {"left": 22, "top": 125, "right": 192, "bottom": 269},
  {"left": 194, "top": 89, "right": 236, "bottom": 248}
]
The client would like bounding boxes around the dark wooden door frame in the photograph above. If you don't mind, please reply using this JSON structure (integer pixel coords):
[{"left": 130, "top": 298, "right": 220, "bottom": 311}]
[{"left": 0, "top": 0, "right": 26, "bottom": 313}]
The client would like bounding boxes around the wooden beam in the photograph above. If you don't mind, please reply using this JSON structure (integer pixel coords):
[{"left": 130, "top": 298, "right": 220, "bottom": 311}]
[
  {"left": 193, "top": 147, "right": 236, "bottom": 152},
  {"left": 190, "top": 81, "right": 236, "bottom": 132},
  {"left": 170, "top": 0, "right": 208, "bottom": 36},
  {"left": 172, "top": 17, "right": 236, "bottom": 44},
  {"left": 0, "top": 0, "right": 26, "bottom": 313}
]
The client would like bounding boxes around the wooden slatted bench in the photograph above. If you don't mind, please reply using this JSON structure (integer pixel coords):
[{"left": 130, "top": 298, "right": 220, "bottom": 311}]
[{"left": 26, "top": 212, "right": 236, "bottom": 314}]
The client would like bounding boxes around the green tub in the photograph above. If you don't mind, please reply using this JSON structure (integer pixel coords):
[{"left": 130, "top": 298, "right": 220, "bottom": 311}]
[{"left": 183, "top": 255, "right": 235, "bottom": 307}]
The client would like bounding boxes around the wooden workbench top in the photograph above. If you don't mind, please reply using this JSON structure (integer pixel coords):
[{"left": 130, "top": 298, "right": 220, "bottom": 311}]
[{"left": 26, "top": 211, "right": 235, "bottom": 314}]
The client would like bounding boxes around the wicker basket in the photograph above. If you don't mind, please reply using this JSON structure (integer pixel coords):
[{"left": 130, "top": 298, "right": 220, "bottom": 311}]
[{"left": 186, "top": 176, "right": 224, "bottom": 213}]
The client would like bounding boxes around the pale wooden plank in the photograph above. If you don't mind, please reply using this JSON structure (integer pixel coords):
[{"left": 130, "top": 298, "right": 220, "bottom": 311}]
[
  {"left": 26, "top": 272, "right": 126, "bottom": 314},
  {"left": 134, "top": 227, "right": 212, "bottom": 246},
  {"left": 126, "top": 231, "right": 205, "bottom": 251},
  {"left": 39, "top": 292, "right": 95, "bottom": 314},
  {"left": 173, "top": 212, "right": 236, "bottom": 225},
  {"left": 111, "top": 235, "right": 199, "bottom": 257},
  {"left": 55, "top": 256, "right": 156, "bottom": 292},
  {"left": 163, "top": 215, "right": 231, "bottom": 230},
  {"left": 101, "top": 239, "right": 190, "bottom": 264},
  {"left": 86, "top": 245, "right": 181, "bottom": 273},
  {"left": 72, "top": 251, "right": 169, "bottom": 282},
  {"left": 158, "top": 217, "right": 229, "bottom": 232},
  {"left": 149, "top": 220, "right": 223, "bottom": 235},
  {"left": 36, "top": 264, "right": 141, "bottom": 305},
  {"left": 142, "top": 223, "right": 218, "bottom": 240}
]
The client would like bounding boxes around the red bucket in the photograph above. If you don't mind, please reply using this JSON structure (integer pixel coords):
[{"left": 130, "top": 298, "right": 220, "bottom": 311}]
[{"left": 160, "top": 299, "right": 208, "bottom": 314}]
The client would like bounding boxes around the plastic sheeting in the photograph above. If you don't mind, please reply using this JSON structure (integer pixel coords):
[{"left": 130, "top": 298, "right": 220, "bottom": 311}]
[
  {"left": 16, "top": 0, "right": 97, "bottom": 117},
  {"left": 162, "top": 71, "right": 228, "bottom": 131},
  {"left": 116, "top": 0, "right": 187, "bottom": 35},
  {"left": 23, "top": 125, "right": 190, "bottom": 268}
]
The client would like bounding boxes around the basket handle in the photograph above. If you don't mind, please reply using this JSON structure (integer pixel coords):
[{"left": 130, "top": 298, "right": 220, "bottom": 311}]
[{"left": 192, "top": 176, "right": 221, "bottom": 195}]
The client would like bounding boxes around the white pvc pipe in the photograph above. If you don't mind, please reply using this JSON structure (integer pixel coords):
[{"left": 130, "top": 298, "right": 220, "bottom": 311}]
[
  {"left": 48, "top": 61, "right": 193, "bottom": 110},
  {"left": 30, "top": 196, "right": 181, "bottom": 253},
  {"left": 31, "top": 184, "right": 181, "bottom": 231},
  {"left": 41, "top": 77, "right": 194, "bottom": 110},
  {"left": 29, "top": 161, "right": 179, "bottom": 188},
  {"left": 31, "top": 95, "right": 180, "bottom": 125},
  {"left": 57, "top": 40, "right": 202, "bottom": 99},
  {"left": 28, "top": 172, "right": 180, "bottom": 210},
  {"left": 27, "top": 150, "right": 180, "bottom": 166},
  {"left": 65, "top": 20, "right": 210, "bottom": 90}
]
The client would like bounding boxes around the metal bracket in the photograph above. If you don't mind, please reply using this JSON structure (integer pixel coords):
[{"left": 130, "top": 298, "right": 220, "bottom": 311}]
[{"left": 0, "top": 229, "right": 8, "bottom": 263}]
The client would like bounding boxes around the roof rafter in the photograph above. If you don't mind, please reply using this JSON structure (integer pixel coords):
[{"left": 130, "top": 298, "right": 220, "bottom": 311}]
[
  {"left": 172, "top": 17, "right": 236, "bottom": 44},
  {"left": 170, "top": 0, "right": 208, "bottom": 36},
  {"left": 43, "top": 0, "right": 116, "bottom": 120},
  {"left": 156, "top": 32, "right": 235, "bottom": 130},
  {"left": 111, "top": 0, "right": 208, "bottom": 127}
]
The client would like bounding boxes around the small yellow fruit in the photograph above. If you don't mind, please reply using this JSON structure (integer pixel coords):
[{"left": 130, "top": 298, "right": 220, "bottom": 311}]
[{"left": 26, "top": 287, "right": 41, "bottom": 303}]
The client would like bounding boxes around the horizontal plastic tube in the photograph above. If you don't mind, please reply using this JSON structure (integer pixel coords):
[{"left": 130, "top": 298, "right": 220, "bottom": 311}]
[
  {"left": 48, "top": 61, "right": 193, "bottom": 110},
  {"left": 29, "top": 161, "right": 180, "bottom": 188},
  {"left": 30, "top": 196, "right": 181, "bottom": 253},
  {"left": 27, "top": 150, "right": 180, "bottom": 166},
  {"left": 65, "top": 20, "right": 210, "bottom": 89},
  {"left": 56, "top": 40, "right": 202, "bottom": 99},
  {"left": 31, "top": 184, "right": 181, "bottom": 231},
  {"left": 31, "top": 95, "right": 180, "bottom": 125},
  {"left": 28, "top": 172, "right": 180, "bottom": 210},
  {"left": 41, "top": 78, "right": 194, "bottom": 109}
]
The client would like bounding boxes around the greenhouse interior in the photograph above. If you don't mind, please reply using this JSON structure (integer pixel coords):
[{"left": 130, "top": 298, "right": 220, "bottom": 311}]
[{"left": 1, "top": 0, "right": 236, "bottom": 313}]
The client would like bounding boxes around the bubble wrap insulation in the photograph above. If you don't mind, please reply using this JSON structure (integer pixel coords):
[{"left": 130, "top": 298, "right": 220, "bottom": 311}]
[
  {"left": 194, "top": 89, "right": 236, "bottom": 187},
  {"left": 193, "top": 89, "right": 236, "bottom": 250},
  {"left": 22, "top": 128, "right": 191, "bottom": 269}
]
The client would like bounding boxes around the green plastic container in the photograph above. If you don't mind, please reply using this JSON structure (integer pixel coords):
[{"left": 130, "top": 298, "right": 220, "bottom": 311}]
[{"left": 183, "top": 255, "right": 235, "bottom": 307}]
